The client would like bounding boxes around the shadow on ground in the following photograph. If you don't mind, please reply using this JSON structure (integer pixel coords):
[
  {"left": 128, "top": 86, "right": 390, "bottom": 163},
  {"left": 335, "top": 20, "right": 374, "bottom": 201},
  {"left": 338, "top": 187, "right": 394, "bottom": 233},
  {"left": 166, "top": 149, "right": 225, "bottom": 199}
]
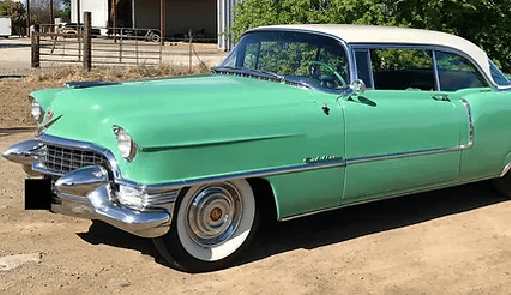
[{"left": 77, "top": 180, "right": 508, "bottom": 271}]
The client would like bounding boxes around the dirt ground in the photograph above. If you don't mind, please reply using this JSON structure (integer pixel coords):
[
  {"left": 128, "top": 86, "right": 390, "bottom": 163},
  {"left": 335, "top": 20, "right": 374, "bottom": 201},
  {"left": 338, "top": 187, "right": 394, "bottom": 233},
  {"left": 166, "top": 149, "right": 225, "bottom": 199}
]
[
  {"left": 2, "top": 71, "right": 511, "bottom": 294},
  {"left": 1, "top": 132, "right": 511, "bottom": 294}
]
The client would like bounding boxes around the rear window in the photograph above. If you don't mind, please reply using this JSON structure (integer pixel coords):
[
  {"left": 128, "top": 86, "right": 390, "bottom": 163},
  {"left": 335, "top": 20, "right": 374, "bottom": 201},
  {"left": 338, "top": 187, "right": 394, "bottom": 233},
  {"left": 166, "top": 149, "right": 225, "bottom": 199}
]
[{"left": 489, "top": 60, "right": 511, "bottom": 87}]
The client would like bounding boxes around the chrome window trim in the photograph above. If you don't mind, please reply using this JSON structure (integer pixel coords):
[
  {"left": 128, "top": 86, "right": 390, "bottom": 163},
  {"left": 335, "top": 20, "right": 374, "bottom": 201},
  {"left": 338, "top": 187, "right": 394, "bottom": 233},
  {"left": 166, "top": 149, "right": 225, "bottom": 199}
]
[
  {"left": 488, "top": 59, "right": 511, "bottom": 90},
  {"left": 432, "top": 50, "right": 441, "bottom": 91},
  {"left": 353, "top": 48, "right": 374, "bottom": 89},
  {"left": 350, "top": 43, "right": 496, "bottom": 90},
  {"left": 236, "top": 28, "right": 357, "bottom": 94}
]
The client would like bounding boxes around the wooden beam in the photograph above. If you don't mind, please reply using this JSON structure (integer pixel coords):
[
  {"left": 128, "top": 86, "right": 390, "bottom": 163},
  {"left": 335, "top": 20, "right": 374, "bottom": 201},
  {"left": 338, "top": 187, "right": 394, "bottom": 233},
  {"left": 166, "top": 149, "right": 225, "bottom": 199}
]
[
  {"left": 50, "top": 0, "right": 54, "bottom": 31},
  {"left": 77, "top": 0, "right": 80, "bottom": 26},
  {"left": 160, "top": 0, "right": 165, "bottom": 45},
  {"left": 132, "top": 0, "right": 135, "bottom": 29},
  {"left": 84, "top": 12, "right": 92, "bottom": 71},
  {"left": 26, "top": 0, "right": 30, "bottom": 36},
  {"left": 113, "top": 0, "right": 117, "bottom": 42}
]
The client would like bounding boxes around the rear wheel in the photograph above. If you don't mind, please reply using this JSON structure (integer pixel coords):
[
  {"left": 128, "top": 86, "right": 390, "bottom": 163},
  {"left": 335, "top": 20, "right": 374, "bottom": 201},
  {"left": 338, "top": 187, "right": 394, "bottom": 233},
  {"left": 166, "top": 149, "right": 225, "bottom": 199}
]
[
  {"left": 493, "top": 171, "right": 511, "bottom": 198},
  {"left": 153, "top": 179, "right": 258, "bottom": 272}
]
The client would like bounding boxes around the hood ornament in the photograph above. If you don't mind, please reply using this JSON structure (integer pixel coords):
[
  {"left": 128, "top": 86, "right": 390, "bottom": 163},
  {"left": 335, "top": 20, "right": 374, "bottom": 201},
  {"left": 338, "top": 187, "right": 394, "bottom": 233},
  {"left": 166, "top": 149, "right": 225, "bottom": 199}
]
[{"left": 37, "top": 109, "right": 62, "bottom": 134}]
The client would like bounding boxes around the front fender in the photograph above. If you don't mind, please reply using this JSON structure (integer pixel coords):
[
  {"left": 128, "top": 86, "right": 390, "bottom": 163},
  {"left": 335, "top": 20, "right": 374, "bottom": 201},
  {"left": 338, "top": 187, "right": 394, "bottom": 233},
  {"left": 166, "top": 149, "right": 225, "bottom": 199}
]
[{"left": 116, "top": 102, "right": 344, "bottom": 186}]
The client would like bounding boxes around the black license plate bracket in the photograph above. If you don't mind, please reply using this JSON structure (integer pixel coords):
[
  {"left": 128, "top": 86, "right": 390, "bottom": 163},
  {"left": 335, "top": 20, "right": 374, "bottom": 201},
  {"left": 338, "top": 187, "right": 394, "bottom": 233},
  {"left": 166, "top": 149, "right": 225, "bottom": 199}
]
[{"left": 25, "top": 179, "right": 53, "bottom": 210}]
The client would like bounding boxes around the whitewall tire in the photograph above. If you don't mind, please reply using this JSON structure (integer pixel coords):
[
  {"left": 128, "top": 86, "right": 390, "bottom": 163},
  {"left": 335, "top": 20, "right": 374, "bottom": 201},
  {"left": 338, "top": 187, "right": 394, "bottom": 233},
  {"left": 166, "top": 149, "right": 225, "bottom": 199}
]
[{"left": 153, "top": 179, "right": 258, "bottom": 272}]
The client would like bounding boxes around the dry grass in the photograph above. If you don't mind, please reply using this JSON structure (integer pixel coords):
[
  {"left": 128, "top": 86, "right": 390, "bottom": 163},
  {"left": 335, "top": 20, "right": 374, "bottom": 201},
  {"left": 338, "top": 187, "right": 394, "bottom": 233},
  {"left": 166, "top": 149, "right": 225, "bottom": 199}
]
[
  {"left": 24, "top": 64, "right": 209, "bottom": 84},
  {"left": 0, "top": 64, "right": 210, "bottom": 128}
]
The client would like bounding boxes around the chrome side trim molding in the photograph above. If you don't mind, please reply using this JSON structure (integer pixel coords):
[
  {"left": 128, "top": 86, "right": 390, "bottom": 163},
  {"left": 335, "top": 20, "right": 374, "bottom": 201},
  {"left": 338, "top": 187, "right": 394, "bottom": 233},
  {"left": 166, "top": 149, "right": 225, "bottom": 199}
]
[
  {"left": 500, "top": 162, "right": 511, "bottom": 177},
  {"left": 114, "top": 99, "right": 476, "bottom": 190},
  {"left": 459, "top": 98, "right": 475, "bottom": 149},
  {"left": 117, "top": 158, "right": 347, "bottom": 191},
  {"left": 120, "top": 145, "right": 464, "bottom": 191},
  {"left": 35, "top": 96, "right": 475, "bottom": 193}
]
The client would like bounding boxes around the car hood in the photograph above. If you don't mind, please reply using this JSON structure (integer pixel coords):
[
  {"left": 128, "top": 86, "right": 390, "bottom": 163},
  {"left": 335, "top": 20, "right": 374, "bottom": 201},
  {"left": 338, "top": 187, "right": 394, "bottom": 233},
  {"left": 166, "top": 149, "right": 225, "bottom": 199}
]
[{"left": 36, "top": 74, "right": 316, "bottom": 150}]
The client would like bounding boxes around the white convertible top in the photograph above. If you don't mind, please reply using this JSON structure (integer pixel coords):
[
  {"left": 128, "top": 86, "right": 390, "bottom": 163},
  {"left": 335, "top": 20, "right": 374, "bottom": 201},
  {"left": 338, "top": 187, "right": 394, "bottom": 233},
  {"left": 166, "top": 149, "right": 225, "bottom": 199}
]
[{"left": 254, "top": 24, "right": 492, "bottom": 81}]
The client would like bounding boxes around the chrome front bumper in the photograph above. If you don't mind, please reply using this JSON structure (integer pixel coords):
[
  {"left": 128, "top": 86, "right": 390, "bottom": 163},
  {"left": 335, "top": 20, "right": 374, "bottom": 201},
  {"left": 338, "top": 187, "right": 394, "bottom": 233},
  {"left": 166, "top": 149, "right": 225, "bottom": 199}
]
[
  {"left": 3, "top": 138, "right": 177, "bottom": 238},
  {"left": 53, "top": 185, "right": 172, "bottom": 238}
]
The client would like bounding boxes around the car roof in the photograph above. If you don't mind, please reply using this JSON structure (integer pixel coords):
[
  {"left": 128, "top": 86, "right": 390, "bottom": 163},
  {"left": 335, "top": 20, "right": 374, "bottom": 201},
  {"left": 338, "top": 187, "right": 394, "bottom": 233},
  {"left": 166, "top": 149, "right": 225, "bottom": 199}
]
[{"left": 252, "top": 24, "right": 492, "bottom": 81}]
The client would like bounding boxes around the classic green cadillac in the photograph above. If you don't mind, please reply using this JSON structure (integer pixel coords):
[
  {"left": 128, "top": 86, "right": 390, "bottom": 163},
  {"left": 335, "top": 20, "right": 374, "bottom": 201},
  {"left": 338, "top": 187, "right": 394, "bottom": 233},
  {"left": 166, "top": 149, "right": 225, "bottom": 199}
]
[{"left": 4, "top": 25, "right": 511, "bottom": 271}]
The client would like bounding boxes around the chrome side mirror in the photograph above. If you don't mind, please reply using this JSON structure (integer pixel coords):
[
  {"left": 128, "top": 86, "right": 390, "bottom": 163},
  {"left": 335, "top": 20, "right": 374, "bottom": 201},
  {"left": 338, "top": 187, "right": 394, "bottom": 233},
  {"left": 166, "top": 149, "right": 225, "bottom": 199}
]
[{"left": 350, "top": 79, "right": 367, "bottom": 95}]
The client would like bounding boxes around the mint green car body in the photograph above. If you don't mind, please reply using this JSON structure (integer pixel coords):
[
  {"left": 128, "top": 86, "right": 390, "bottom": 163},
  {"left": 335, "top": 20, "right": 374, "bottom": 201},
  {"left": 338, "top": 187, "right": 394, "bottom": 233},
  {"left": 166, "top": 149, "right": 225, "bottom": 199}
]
[
  {"left": 8, "top": 25, "right": 511, "bottom": 270},
  {"left": 30, "top": 74, "right": 511, "bottom": 220}
]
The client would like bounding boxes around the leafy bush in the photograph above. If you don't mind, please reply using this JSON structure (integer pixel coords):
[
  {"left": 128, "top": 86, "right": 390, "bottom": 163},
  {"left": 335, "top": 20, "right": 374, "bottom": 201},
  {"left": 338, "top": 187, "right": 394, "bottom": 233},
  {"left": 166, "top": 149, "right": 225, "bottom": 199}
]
[{"left": 230, "top": 0, "right": 511, "bottom": 73}]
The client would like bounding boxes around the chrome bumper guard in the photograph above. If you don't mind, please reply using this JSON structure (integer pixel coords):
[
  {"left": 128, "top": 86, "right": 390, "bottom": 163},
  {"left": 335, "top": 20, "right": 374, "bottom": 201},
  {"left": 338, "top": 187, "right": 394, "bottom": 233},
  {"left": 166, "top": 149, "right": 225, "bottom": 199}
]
[
  {"left": 54, "top": 166, "right": 177, "bottom": 238},
  {"left": 53, "top": 185, "right": 172, "bottom": 238},
  {"left": 3, "top": 139, "right": 177, "bottom": 238}
]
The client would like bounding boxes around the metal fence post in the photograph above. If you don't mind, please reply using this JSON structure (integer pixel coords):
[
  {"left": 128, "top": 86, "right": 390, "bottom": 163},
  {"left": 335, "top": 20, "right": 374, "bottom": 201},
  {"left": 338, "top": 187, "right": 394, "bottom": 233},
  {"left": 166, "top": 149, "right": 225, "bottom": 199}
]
[
  {"left": 188, "top": 29, "right": 192, "bottom": 73},
  {"left": 84, "top": 12, "right": 92, "bottom": 71},
  {"left": 119, "top": 29, "right": 123, "bottom": 63},
  {"left": 31, "top": 24, "right": 39, "bottom": 68}
]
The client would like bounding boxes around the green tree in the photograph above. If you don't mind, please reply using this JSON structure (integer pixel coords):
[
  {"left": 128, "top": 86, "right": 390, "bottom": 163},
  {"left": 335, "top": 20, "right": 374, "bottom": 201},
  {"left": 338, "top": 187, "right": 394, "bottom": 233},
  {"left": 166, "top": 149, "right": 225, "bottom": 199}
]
[
  {"left": 59, "top": 0, "right": 71, "bottom": 18},
  {"left": 0, "top": 0, "right": 26, "bottom": 26},
  {"left": 230, "top": 0, "right": 511, "bottom": 72}
]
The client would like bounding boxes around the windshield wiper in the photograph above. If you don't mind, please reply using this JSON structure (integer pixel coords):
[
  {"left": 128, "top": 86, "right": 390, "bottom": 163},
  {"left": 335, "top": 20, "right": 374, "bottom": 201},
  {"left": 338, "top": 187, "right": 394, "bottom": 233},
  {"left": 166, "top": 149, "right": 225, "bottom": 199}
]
[
  {"left": 212, "top": 66, "right": 244, "bottom": 73},
  {"left": 213, "top": 66, "right": 310, "bottom": 88},
  {"left": 247, "top": 69, "right": 285, "bottom": 81},
  {"left": 213, "top": 66, "right": 283, "bottom": 80}
]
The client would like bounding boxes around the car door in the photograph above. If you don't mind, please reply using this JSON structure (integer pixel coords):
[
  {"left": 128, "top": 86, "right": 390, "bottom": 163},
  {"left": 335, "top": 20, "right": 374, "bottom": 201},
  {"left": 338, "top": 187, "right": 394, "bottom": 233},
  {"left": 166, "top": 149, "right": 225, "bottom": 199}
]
[{"left": 341, "top": 47, "right": 471, "bottom": 202}]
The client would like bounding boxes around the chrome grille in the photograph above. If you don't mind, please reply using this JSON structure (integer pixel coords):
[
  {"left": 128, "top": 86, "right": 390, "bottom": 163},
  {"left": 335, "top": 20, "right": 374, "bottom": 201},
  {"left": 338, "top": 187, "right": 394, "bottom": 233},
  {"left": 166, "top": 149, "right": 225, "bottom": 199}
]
[{"left": 41, "top": 144, "right": 109, "bottom": 175}]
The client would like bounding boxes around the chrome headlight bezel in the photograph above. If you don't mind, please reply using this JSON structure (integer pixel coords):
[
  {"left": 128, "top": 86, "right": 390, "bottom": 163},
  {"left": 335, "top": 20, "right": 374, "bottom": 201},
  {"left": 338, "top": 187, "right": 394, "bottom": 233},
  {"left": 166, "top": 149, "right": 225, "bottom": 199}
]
[
  {"left": 113, "top": 126, "right": 138, "bottom": 162},
  {"left": 30, "top": 99, "right": 44, "bottom": 124}
]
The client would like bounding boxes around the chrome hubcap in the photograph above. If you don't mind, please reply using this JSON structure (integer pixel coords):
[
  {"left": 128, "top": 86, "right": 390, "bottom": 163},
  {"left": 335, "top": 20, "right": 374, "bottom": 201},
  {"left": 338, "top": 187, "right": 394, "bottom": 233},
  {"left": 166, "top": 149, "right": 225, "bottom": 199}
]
[{"left": 185, "top": 183, "right": 243, "bottom": 247}]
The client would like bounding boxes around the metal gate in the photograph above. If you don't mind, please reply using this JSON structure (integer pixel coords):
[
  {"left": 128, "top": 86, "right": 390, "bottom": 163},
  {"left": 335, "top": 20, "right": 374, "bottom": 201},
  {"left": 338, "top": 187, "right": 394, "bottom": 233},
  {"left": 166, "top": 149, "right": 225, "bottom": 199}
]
[{"left": 34, "top": 24, "right": 162, "bottom": 68}]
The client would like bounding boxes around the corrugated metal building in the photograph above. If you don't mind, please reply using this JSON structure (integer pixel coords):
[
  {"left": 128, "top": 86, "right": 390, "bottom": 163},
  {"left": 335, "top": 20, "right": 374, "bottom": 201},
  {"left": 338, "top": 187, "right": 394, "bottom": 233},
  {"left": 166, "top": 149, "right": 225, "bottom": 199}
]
[{"left": 70, "top": 0, "right": 236, "bottom": 49}]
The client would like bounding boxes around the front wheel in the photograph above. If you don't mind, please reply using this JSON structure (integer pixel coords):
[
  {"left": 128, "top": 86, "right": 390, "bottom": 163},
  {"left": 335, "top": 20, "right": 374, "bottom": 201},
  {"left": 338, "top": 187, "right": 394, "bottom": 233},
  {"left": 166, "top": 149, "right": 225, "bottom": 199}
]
[{"left": 153, "top": 179, "right": 258, "bottom": 272}]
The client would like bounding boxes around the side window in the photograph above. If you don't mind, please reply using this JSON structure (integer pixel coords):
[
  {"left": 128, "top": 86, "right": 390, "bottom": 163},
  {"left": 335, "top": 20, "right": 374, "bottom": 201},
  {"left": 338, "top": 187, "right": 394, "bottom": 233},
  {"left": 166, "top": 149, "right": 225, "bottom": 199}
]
[
  {"left": 435, "top": 51, "right": 489, "bottom": 91},
  {"left": 370, "top": 48, "right": 436, "bottom": 91},
  {"left": 355, "top": 49, "right": 373, "bottom": 89}
]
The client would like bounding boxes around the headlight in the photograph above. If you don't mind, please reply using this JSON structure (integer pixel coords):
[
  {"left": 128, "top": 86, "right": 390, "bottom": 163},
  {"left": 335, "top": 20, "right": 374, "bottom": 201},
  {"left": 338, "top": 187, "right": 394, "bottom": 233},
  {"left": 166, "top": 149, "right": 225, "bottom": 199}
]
[
  {"left": 30, "top": 100, "right": 44, "bottom": 124},
  {"left": 113, "top": 126, "right": 138, "bottom": 162}
]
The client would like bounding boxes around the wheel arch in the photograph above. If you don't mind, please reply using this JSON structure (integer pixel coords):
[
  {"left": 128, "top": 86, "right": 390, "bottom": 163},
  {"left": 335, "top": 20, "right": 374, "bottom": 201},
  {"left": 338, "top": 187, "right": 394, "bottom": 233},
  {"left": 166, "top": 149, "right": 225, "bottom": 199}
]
[
  {"left": 500, "top": 151, "right": 511, "bottom": 177},
  {"left": 247, "top": 177, "right": 278, "bottom": 224}
]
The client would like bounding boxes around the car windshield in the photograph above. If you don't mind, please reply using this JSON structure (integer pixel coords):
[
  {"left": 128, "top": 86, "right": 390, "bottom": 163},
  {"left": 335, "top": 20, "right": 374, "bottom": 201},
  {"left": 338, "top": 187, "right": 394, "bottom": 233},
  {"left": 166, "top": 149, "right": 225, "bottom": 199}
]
[{"left": 217, "top": 31, "right": 350, "bottom": 91}]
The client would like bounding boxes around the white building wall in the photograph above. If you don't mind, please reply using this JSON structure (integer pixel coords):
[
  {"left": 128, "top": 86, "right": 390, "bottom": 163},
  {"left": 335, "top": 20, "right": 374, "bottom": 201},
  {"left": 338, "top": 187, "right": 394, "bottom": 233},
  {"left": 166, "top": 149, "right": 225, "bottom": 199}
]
[
  {"left": 0, "top": 17, "right": 12, "bottom": 36},
  {"left": 71, "top": 0, "right": 109, "bottom": 27}
]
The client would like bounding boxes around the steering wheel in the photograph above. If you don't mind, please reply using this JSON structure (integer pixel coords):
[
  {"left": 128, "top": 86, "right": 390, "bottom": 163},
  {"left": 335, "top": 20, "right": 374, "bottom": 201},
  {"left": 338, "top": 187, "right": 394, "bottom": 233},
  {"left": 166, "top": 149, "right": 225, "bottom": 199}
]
[{"left": 308, "top": 61, "right": 347, "bottom": 87}]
